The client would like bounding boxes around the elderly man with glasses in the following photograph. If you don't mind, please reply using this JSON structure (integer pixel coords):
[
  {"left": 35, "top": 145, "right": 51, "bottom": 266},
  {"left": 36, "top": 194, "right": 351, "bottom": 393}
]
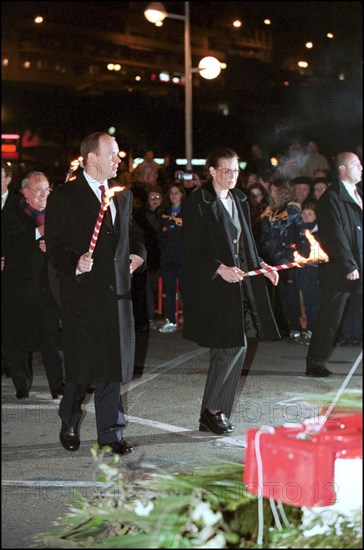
[{"left": 1, "top": 170, "right": 64, "bottom": 399}]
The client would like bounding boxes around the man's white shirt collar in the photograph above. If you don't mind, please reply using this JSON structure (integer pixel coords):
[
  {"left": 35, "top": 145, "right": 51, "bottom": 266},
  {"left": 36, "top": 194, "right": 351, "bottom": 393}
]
[
  {"left": 83, "top": 170, "right": 116, "bottom": 220},
  {"left": 83, "top": 170, "right": 107, "bottom": 194},
  {"left": 342, "top": 180, "right": 359, "bottom": 203}
]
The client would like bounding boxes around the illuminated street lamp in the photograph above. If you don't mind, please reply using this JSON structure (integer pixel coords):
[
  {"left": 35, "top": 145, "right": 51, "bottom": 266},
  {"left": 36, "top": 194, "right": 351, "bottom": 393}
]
[
  {"left": 198, "top": 57, "right": 222, "bottom": 80},
  {"left": 144, "top": 2, "right": 224, "bottom": 169}
]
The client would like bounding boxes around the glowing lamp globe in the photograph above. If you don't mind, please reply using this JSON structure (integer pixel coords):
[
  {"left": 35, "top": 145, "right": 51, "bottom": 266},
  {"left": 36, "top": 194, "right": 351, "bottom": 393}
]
[
  {"left": 144, "top": 2, "right": 167, "bottom": 24},
  {"left": 198, "top": 57, "right": 222, "bottom": 80}
]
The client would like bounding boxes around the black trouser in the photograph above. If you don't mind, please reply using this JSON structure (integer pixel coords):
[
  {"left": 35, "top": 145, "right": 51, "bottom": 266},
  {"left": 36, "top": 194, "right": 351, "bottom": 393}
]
[
  {"left": 307, "top": 289, "right": 362, "bottom": 368},
  {"left": 59, "top": 382, "right": 125, "bottom": 444},
  {"left": 277, "top": 269, "right": 302, "bottom": 332},
  {"left": 200, "top": 344, "right": 247, "bottom": 419},
  {"left": 9, "top": 347, "right": 64, "bottom": 394}
]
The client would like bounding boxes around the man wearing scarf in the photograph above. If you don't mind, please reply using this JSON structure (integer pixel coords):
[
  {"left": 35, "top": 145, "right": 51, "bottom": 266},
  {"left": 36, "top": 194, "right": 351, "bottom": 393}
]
[{"left": 1, "top": 171, "right": 64, "bottom": 399}]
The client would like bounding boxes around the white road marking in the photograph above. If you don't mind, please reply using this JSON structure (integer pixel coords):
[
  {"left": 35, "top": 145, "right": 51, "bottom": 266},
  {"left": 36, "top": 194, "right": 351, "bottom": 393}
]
[
  {"left": 123, "top": 347, "right": 207, "bottom": 393},
  {"left": 2, "top": 402, "right": 59, "bottom": 410},
  {"left": 127, "top": 415, "right": 192, "bottom": 433},
  {"left": 2, "top": 348, "right": 207, "bottom": 413},
  {"left": 2, "top": 480, "right": 114, "bottom": 488}
]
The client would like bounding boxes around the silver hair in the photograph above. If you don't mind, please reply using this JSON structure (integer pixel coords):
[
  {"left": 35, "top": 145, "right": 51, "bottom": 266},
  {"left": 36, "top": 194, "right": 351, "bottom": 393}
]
[{"left": 21, "top": 171, "right": 49, "bottom": 189}]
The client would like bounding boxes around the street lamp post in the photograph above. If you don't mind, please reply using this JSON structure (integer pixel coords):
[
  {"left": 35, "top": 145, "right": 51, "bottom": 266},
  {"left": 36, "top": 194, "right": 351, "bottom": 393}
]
[
  {"left": 144, "top": 2, "right": 224, "bottom": 170},
  {"left": 184, "top": 2, "right": 192, "bottom": 171}
]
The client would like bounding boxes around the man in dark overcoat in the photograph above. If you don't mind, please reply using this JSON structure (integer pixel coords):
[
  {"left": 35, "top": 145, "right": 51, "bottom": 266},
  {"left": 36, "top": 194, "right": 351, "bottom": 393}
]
[
  {"left": 306, "top": 151, "right": 362, "bottom": 377},
  {"left": 45, "top": 132, "right": 146, "bottom": 454},
  {"left": 2, "top": 170, "right": 64, "bottom": 398},
  {"left": 182, "top": 147, "right": 280, "bottom": 435}
]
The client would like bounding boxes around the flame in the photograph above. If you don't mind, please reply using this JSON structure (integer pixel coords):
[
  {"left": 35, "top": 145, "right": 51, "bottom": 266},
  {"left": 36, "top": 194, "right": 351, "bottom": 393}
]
[
  {"left": 102, "top": 186, "right": 125, "bottom": 209},
  {"left": 65, "top": 159, "right": 81, "bottom": 182},
  {"left": 293, "top": 229, "right": 329, "bottom": 265},
  {"left": 70, "top": 159, "right": 80, "bottom": 170}
]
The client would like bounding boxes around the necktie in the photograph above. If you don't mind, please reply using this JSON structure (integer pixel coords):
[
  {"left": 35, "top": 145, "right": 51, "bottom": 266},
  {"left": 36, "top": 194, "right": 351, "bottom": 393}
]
[
  {"left": 354, "top": 186, "right": 363, "bottom": 210},
  {"left": 99, "top": 185, "right": 113, "bottom": 225}
]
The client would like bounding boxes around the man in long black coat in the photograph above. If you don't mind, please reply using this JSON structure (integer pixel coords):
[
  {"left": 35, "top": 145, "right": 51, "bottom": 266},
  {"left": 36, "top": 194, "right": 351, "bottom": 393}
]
[
  {"left": 306, "top": 151, "right": 362, "bottom": 377},
  {"left": 182, "top": 147, "right": 280, "bottom": 436},
  {"left": 2, "top": 169, "right": 64, "bottom": 398},
  {"left": 45, "top": 132, "right": 146, "bottom": 454}
]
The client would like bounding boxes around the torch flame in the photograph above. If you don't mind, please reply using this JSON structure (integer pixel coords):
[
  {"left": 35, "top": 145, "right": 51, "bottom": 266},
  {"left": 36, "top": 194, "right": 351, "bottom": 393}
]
[
  {"left": 102, "top": 186, "right": 125, "bottom": 209},
  {"left": 293, "top": 229, "right": 329, "bottom": 265},
  {"left": 65, "top": 159, "right": 81, "bottom": 182}
]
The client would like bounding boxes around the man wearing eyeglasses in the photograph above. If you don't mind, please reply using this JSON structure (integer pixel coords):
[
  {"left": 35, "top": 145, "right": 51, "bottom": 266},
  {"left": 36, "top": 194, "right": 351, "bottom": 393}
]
[
  {"left": 1, "top": 170, "right": 64, "bottom": 399},
  {"left": 182, "top": 147, "right": 280, "bottom": 436}
]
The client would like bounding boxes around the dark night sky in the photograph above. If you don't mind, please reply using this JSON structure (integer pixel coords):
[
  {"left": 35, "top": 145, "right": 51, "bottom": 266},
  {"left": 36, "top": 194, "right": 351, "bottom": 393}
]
[
  {"left": 2, "top": 2, "right": 362, "bottom": 163},
  {"left": 3, "top": 1, "right": 361, "bottom": 59}
]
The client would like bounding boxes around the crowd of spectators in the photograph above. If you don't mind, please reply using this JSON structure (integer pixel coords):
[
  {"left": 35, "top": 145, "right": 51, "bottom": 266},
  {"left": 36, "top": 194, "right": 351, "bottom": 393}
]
[{"left": 111, "top": 141, "right": 361, "bottom": 346}]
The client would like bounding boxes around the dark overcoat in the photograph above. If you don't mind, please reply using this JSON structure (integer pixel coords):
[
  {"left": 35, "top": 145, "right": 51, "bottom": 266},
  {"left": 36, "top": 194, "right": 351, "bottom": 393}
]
[
  {"left": 316, "top": 179, "right": 362, "bottom": 293},
  {"left": 1, "top": 192, "right": 61, "bottom": 351},
  {"left": 45, "top": 174, "right": 146, "bottom": 384},
  {"left": 182, "top": 181, "right": 280, "bottom": 348}
]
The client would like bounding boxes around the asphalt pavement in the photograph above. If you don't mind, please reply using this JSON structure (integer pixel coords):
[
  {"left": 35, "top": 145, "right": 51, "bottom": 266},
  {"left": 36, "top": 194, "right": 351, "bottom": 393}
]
[{"left": 1, "top": 327, "right": 362, "bottom": 548}]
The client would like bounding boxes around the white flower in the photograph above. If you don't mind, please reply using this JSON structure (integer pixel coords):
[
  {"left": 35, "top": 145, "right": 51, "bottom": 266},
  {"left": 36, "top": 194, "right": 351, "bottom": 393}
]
[
  {"left": 199, "top": 532, "right": 226, "bottom": 548},
  {"left": 134, "top": 500, "right": 154, "bottom": 517},
  {"left": 190, "top": 502, "right": 222, "bottom": 527},
  {"left": 98, "top": 463, "right": 119, "bottom": 478}
]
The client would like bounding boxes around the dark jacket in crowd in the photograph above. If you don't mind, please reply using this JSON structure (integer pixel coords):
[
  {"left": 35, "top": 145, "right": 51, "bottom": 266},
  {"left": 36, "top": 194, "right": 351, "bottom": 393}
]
[
  {"left": 159, "top": 205, "right": 184, "bottom": 271},
  {"left": 256, "top": 201, "right": 310, "bottom": 265},
  {"left": 2, "top": 192, "right": 61, "bottom": 351},
  {"left": 316, "top": 179, "right": 362, "bottom": 293},
  {"left": 133, "top": 206, "right": 161, "bottom": 272}
]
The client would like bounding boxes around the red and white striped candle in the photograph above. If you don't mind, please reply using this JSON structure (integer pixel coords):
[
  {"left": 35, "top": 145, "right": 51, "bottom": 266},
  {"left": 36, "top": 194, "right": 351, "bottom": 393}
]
[
  {"left": 242, "top": 262, "right": 298, "bottom": 278},
  {"left": 242, "top": 257, "right": 328, "bottom": 278},
  {"left": 88, "top": 205, "right": 106, "bottom": 255},
  {"left": 88, "top": 186, "right": 125, "bottom": 256}
]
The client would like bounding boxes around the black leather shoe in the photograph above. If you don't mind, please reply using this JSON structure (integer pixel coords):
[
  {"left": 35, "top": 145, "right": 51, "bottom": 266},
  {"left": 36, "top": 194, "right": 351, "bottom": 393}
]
[
  {"left": 199, "top": 410, "right": 235, "bottom": 435},
  {"left": 59, "top": 422, "right": 80, "bottom": 452},
  {"left": 306, "top": 366, "right": 334, "bottom": 378},
  {"left": 16, "top": 389, "right": 29, "bottom": 399},
  {"left": 99, "top": 439, "right": 134, "bottom": 455}
]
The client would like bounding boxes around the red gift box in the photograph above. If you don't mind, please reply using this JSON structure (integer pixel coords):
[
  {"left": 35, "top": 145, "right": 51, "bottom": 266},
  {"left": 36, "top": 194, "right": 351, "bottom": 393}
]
[{"left": 243, "top": 412, "right": 362, "bottom": 507}]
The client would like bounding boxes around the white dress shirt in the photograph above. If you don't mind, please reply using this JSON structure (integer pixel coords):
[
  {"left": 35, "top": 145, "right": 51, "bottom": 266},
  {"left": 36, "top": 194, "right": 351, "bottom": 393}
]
[
  {"left": 1, "top": 189, "right": 9, "bottom": 209},
  {"left": 83, "top": 170, "right": 117, "bottom": 222}
]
